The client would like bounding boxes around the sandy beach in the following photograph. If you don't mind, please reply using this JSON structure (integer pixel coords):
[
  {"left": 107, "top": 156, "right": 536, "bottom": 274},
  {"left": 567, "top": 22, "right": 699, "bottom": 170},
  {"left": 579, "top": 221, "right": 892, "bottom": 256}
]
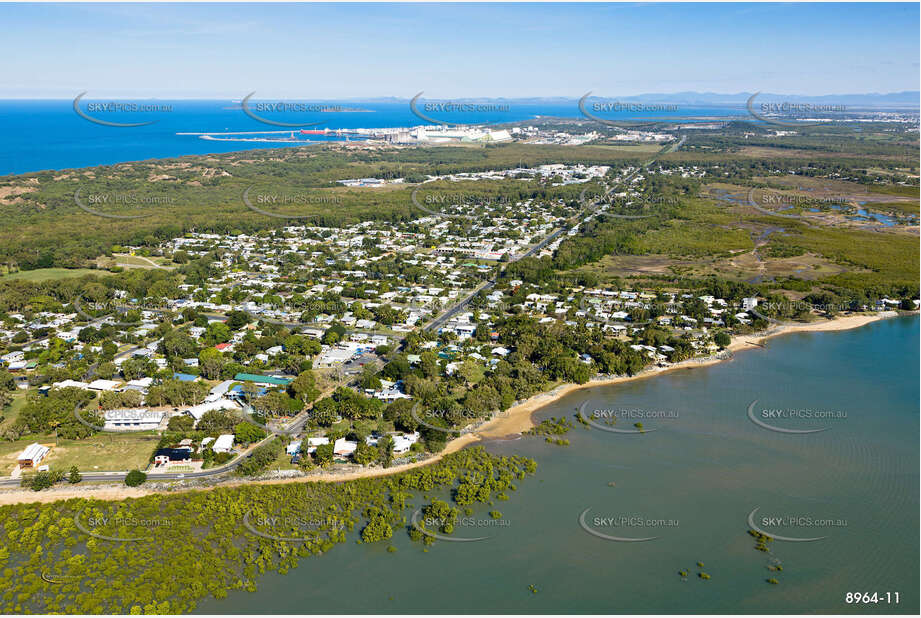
[{"left": 0, "top": 310, "right": 905, "bottom": 506}]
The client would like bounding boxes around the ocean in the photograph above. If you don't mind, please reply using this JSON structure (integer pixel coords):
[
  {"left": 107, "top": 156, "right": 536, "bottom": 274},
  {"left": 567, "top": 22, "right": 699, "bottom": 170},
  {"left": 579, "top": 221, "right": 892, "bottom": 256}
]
[
  {"left": 0, "top": 100, "right": 747, "bottom": 177},
  {"left": 195, "top": 315, "right": 919, "bottom": 614}
]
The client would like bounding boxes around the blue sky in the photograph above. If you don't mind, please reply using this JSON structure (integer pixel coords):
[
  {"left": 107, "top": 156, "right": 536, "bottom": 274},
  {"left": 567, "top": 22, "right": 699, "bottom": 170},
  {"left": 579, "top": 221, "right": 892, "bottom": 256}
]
[{"left": 2, "top": 2, "right": 918, "bottom": 98}]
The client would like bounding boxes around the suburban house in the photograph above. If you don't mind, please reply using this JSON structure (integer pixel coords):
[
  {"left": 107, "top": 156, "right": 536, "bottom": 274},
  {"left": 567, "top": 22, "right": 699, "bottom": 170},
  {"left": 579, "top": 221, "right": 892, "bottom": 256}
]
[
  {"left": 333, "top": 438, "right": 358, "bottom": 458},
  {"left": 233, "top": 373, "right": 292, "bottom": 387},
  {"left": 103, "top": 409, "right": 166, "bottom": 431},
  {"left": 305, "top": 437, "right": 329, "bottom": 454},
  {"left": 184, "top": 398, "right": 240, "bottom": 423},
  {"left": 392, "top": 432, "right": 420, "bottom": 454},
  {"left": 153, "top": 447, "right": 192, "bottom": 466},
  {"left": 212, "top": 434, "right": 235, "bottom": 453},
  {"left": 1, "top": 351, "right": 25, "bottom": 365}
]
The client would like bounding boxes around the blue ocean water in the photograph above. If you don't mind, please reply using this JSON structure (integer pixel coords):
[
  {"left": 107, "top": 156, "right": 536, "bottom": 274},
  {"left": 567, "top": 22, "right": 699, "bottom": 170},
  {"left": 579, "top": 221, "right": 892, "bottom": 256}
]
[
  {"left": 0, "top": 99, "right": 747, "bottom": 176},
  {"left": 196, "top": 315, "right": 919, "bottom": 614}
]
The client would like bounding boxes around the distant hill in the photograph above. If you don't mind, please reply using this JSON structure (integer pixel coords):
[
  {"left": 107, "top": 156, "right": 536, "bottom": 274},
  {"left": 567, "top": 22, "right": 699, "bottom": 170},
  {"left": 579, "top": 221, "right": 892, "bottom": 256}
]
[{"left": 349, "top": 92, "right": 919, "bottom": 109}]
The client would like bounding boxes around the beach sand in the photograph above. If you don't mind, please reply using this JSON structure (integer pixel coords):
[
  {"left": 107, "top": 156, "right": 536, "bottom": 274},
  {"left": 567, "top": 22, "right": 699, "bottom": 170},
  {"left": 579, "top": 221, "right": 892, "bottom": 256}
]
[{"left": 0, "top": 311, "right": 903, "bottom": 506}]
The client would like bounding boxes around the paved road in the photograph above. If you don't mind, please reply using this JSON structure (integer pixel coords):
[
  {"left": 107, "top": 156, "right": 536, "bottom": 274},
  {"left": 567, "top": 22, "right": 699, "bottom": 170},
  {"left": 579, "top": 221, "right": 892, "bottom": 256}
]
[
  {"left": 0, "top": 453, "right": 250, "bottom": 488},
  {"left": 424, "top": 133, "right": 685, "bottom": 334},
  {"left": 424, "top": 225, "right": 569, "bottom": 333},
  {"left": 3, "top": 135, "right": 688, "bottom": 489}
]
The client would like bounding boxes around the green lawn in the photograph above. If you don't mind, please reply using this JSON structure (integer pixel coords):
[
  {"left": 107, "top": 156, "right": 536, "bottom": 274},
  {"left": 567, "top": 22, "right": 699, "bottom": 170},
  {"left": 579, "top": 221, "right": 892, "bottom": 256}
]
[
  {"left": 0, "top": 393, "right": 28, "bottom": 431},
  {"left": 112, "top": 254, "right": 175, "bottom": 269},
  {"left": 0, "top": 432, "right": 160, "bottom": 475},
  {"left": 0, "top": 267, "right": 103, "bottom": 282}
]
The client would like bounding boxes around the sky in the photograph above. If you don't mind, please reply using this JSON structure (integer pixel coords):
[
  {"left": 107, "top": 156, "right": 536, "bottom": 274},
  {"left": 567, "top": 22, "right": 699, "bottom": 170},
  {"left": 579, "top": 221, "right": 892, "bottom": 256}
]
[{"left": 1, "top": 2, "right": 918, "bottom": 98}]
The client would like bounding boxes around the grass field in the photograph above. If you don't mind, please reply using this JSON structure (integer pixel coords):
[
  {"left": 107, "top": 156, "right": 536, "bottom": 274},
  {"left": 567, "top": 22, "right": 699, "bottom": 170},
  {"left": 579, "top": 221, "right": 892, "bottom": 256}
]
[
  {"left": 0, "top": 432, "right": 159, "bottom": 475},
  {"left": 0, "top": 393, "right": 27, "bottom": 431},
  {"left": 0, "top": 267, "right": 102, "bottom": 281},
  {"left": 112, "top": 254, "right": 174, "bottom": 268}
]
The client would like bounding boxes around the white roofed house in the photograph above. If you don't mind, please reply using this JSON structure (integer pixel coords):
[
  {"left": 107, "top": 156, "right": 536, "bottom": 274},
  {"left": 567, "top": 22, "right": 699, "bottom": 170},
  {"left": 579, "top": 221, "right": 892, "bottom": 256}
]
[
  {"left": 88, "top": 379, "right": 122, "bottom": 392},
  {"left": 206, "top": 380, "right": 236, "bottom": 402},
  {"left": 123, "top": 377, "right": 154, "bottom": 396},
  {"left": 17, "top": 443, "right": 50, "bottom": 468},
  {"left": 212, "top": 434, "right": 235, "bottom": 453},
  {"left": 333, "top": 438, "right": 358, "bottom": 458},
  {"left": 103, "top": 409, "right": 166, "bottom": 431},
  {"left": 391, "top": 432, "right": 420, "bottom": 454},
  {"left": 184, "top": 398, "right": 240, "bottom": 423},
  {"left": 52, "top": 379, "right": 90, "bottom": 390},
  {"left": 305, "top": 437, "right": 329, "bottom": 454},
  {"left": 1, "top": 351, "right": 24, "bottom": 365}
]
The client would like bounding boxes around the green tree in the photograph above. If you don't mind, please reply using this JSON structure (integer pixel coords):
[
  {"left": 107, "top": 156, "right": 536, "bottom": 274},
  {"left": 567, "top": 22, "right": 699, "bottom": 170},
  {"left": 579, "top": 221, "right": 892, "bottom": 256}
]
[
  {"left": 314, "top": 442, "right": 334, "bottom": 466},
  {"left": 204, "top": 322, "right": 231, "bottom": 345},
  {"left": 322, "top": 323, "right": 346, "bottom": 345},
  {"left": 125, "top": 470, "right": 147, "bottom": 487},
  {"left": 233, "top": 421, "right": 267, "bottom": 446},
  {"left": 358, "top": 365, "right": 382, "bottom": 391},
  {"left": 353, "top": 440, "right": 377, "bottom": 465},
  {"left": 360, "top": 508, "right": 393, "bottom": 543},
  {"left": 288, "top": 369, "right": 320, "bottom": 404},
  {"left": 309, "top": 397, "right": 339, "bottom": 427},
  {"left": 377, "top": 435, "right": 394, "bottom": 468},
  {"left": 167, "top": 415, "right": 194, "bottom": 432},
  {"left": 198, "top": 347, "right": 224, "bottom": 380}
]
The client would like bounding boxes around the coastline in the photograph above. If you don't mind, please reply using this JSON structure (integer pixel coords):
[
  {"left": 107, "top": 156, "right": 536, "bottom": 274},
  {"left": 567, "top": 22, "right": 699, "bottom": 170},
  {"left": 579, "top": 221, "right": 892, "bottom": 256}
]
[
  {"left": 475, "top": 310, "right": 901, "bottom": 438},
  {"left": 0, "top": 310, "right": 905, "bottom": 506}
]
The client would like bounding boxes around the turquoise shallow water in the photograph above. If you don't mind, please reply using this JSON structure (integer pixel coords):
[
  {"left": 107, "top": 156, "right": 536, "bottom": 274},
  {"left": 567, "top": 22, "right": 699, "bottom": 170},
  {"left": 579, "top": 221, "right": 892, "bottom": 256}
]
[{"left": 197, "top": 315, "right": 919, "bottom": 614}]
